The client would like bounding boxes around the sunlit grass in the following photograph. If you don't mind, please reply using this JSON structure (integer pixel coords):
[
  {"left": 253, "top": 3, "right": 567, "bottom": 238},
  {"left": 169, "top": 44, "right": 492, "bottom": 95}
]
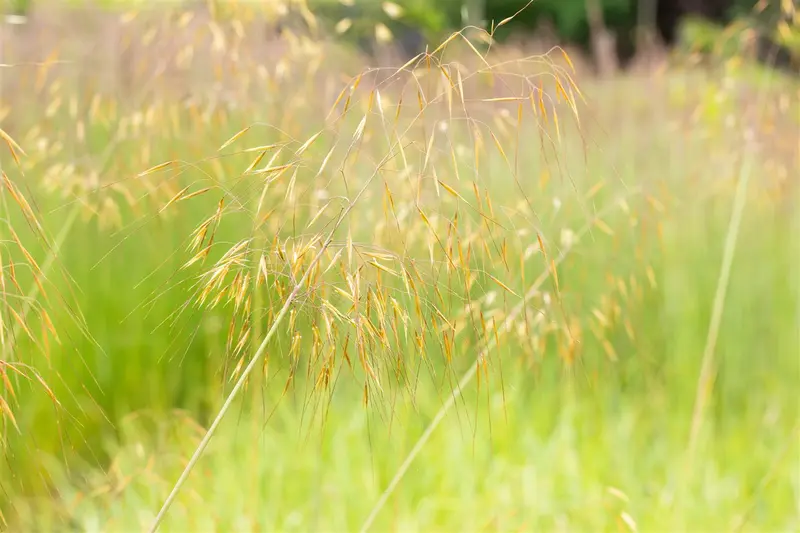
[{"left": 0, "top": 3, "right": 798, "bottom": 532}]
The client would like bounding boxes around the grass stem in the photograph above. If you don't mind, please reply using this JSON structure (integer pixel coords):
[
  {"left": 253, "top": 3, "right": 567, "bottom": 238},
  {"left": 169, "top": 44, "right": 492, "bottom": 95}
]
[{"left": 359, "top": 189, "right": 641, "bottom": 532}]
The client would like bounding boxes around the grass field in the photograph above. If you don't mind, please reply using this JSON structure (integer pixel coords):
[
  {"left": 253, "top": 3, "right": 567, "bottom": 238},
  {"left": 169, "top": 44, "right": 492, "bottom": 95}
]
[{"left": 0, "top": 5, "right": 798, "bottom": 532}]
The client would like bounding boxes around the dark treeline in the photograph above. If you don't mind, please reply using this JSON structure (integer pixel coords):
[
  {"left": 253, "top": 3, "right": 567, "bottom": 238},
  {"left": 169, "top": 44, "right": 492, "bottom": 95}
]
[{"left": 316, "top": 0, "right": 797, "bottom": 72}]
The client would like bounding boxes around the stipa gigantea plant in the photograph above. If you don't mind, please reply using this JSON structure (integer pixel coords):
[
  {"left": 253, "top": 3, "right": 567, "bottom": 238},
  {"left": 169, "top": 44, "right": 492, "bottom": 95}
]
[
  {"left": 0, "top": 6, "right": 271, "bottom": 513},
  {"left": 358, "top": 181, "right": 644, "bottom": 533},
  {"left": 146, "top": 14, "right": 602, "bottom": 528},
  {"left": 3, "top": 3, "right": 663, "bottom": 528},
  {"left": 2, "top": 0, "right": 361, "bottom": 441},
  {"left": 0, "top": 123, "right": 84, "bottom": 518},
  {"left": 2, "top": 3, "right": 796, "bottom": 528},
  {"left": 0, "top": 70, "right": 149, "bottom": 518},
  {"left": 0, "top": 7, "right": 387, "bottom": 513}
]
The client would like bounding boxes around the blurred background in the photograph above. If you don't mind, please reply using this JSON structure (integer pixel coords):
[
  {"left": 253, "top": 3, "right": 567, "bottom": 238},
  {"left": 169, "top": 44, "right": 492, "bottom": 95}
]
[{"left": 0, "top": 0, "right": 798, "bottom": 531}]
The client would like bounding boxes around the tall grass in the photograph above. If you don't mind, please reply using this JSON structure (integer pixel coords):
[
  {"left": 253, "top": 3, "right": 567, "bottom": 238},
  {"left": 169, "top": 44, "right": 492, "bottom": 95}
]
[{"left": 0, "top": 3, "right": 798, "bottom": 532}]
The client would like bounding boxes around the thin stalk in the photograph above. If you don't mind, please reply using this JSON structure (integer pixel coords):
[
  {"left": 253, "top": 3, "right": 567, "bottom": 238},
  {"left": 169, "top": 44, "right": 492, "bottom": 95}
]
[
  {"left": 150, "top": 141, "right": 398, "bottom": 532},
  {"left": 359, "top": 189, "right": 641, "bottom": 532},
  {"left": 681, "top": 44, "right": 775, "bottom": 515},
  {"left": 685, "top": 150, "right": 752, "bottom": 467},
  {"left": 149, "top": 253, "right": 314, "bottom": 533}
]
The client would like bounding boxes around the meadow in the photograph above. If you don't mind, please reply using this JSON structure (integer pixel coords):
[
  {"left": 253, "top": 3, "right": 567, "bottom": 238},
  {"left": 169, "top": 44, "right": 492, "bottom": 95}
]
[{"left": 0, "top": 4, "right": 798, "bottom": 532}]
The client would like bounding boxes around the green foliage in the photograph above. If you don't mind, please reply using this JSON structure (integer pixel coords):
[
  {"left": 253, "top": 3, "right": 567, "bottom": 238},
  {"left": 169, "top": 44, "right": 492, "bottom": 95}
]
[
  {"left": 677, "top": 4, "right": 800, "bottom": 68},
  {"left": 679, "top": 16, "right": 743, "bottom": 56},
  {"left": 4, "top": 0, "right": 32, "bottom": 16},
  {"left": 1, "top": 3, "right": 799, "bottom": 532},
  {"left": 305, "top": 0, "right": 796, "bottom": 67},
  {"left": 308, "top": 0, "right": 458, "bottom": 49},
  {"left": 486, "top": 0, "right": 634, "bottom": 42},
  {"left": 386, "top": 0, "right": 456, "bottom": 36},
  {"left": 309, "top": 0, "right": 640, "bottom": 49}
]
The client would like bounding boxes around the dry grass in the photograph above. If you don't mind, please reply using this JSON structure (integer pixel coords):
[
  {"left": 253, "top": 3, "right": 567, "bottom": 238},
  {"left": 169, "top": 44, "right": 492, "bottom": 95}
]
[
  {"left": 0, "top": 2, "right": 797, "bottom": 532},
  {"left": 141, "top": 14, "right": 596, "bottom": 526}
]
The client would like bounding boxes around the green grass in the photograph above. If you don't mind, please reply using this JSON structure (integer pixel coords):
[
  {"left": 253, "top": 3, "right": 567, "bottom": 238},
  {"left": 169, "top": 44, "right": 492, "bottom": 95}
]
[
  {"left": 1, "top": 8, "right": 799, "bottom": 533},
  {"left": 16, "top": 371, "right": 799, "bottom": 532}
]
